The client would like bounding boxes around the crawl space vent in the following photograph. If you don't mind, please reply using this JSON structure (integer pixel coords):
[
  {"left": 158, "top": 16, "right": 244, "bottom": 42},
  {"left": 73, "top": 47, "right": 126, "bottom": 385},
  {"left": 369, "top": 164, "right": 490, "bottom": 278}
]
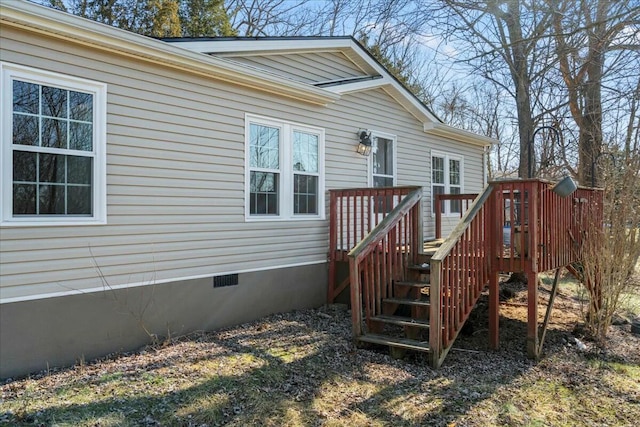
[{"left": 213, "top": 274, "right": 239, "bottom": 288}]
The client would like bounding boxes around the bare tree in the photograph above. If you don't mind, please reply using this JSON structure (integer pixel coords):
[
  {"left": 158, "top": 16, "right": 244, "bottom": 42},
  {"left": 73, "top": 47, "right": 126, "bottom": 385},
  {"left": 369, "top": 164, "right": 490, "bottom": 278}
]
[
  {"left": 428, "top": 0, "right": 554, "bottom": 178},
  {"left": 549, "top": 0, "right": 640, "bottom": 186},
  {"left": 225, "top": 0, "right": 314, "bottom": 36}
]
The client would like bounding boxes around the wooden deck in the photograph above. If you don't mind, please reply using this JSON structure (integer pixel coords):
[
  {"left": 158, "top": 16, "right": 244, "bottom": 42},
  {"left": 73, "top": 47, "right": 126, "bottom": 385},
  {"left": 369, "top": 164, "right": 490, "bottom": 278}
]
[{"left": 328, "top": 180, "right": 603, "bottom": 367}]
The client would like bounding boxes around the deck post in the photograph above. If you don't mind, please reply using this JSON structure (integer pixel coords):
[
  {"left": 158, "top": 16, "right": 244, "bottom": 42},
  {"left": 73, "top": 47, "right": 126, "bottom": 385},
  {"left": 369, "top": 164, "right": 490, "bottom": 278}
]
[
  {"left": 349, "top": 257, "right": 362, "bottom": 337},
  {"left": 416, "top": 192, "right": 424, "bottom": 257},
  {"left": 328, "top": 191, "right": 338, "bottom": 303},
  {"left": 526, "top": 271, "right": 539, "bottom": 358},
  {"left": 489, "top": 269, "right": 500, "bottom": 349},
  {"left": 429, "top": 259, "right": 442, "bottom": 368},
  {"left": 435, "top": 195, "right": 442, "bottom": 239}
]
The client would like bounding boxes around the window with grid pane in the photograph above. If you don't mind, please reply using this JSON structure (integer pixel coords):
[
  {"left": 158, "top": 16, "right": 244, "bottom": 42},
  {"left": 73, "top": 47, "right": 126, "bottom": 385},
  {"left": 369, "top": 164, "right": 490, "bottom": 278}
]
[
  {"left": 432, "top": 156, "right": 445, "bottom": 214},
  {"left": 431, "top": 153, "right": 463, "bottom": 216},
  {"left": 245, "top": 115, "right": 324, "bottom": 220},
  {"left": 249, "top": 123, "right": 280, "bottom": 215},
  {"left": 449, "top": 158, "right": 461, "bottom": 213},
  {"left": 2, "top": 63, "right": 106, "bottom": 225},
  {"left": 293, "top": 131, "right": 318, "bottom": 215}
]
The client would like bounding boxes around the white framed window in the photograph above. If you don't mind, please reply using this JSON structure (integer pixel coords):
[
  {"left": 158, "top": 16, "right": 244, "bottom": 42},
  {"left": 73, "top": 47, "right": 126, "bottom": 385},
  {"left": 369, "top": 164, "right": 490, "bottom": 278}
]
[
  {"left": 369, "top": 132, "right": 397, "bottom": 188},
  {"left": 368, "top": 132, "right": 397, "bottom": 214},
  {"left": 1, "top": 63, "right": 107, "bottom": 226},
  {"left": 431, "top": 151, "right": 463, "bottom": 216},
  {"left": 245, "top": 114, "right": 324, "bottom": 220}
]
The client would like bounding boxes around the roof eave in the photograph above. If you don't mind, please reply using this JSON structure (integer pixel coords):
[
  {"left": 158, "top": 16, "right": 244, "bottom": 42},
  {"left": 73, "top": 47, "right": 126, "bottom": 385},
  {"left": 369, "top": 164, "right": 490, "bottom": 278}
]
[
  {"left": 0, "top": 1, "right": 339, "bottom": 106},
  {"left": 167, "top": 37, "right": 443, "bottom": 124},
  {"left": 164, "top": 37, "right": 355, "bottom": 56},
  {"left": 424, "top": 122, "right": 497, "bottom": 147}
]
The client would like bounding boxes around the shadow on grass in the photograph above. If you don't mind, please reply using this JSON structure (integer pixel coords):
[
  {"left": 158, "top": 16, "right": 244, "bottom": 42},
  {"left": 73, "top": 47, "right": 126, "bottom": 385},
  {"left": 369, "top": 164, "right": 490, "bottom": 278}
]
[{"left": 3, "top": 303, "right": 602, "bottom": 426}]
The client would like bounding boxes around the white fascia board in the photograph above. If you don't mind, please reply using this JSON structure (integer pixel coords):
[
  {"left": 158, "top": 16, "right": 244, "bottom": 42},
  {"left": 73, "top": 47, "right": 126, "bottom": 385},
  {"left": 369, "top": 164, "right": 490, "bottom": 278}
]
[
  {"left": 344, "top": 41, "right": 441, "bottom": 124},
  {"left": 322, "top": 77, "right": 390, "bottom": 94},
  {"left": 0, "top": 1, "right": 339, "bottom": 106},
  {"left": 424, "top": 122, "right": 498, "bottom": 147},
  {"left": 170, "top": 38, "right": 355, "bottom": 56}
]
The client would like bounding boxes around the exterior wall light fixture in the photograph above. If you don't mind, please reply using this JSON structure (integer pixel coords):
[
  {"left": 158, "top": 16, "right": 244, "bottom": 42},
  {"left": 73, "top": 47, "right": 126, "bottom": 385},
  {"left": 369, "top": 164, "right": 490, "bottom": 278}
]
[{"left": 357, "top": 130, "right": 372, "bottom": 156}]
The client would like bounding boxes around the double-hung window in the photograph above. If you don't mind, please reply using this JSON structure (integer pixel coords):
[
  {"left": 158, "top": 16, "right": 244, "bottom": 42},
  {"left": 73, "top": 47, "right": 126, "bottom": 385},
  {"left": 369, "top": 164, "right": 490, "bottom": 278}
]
[
  {"left": 370, "top": 133, "right": 396, "bottom": 214},
  {"left": 246, "top": 114, "right": 324, "bottom": 220},
  {"left": 1, "top": 63, "right": 107, "bottom": 226},
  {"left": 371, "top": 135, "right": 395, "bottom": 188},
  {"left": 431, "top": 152, "right": 463, "bottom": 215}
]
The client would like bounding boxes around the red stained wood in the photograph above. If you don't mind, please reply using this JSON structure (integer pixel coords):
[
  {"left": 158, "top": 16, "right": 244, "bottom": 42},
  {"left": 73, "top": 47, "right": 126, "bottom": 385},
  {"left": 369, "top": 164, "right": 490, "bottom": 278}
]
[
  {"left": 330, "top": 180, "right": 602, "bottom": 366},
  {"left": 435, "top": 193, "right": 478, "bottom": 239}
]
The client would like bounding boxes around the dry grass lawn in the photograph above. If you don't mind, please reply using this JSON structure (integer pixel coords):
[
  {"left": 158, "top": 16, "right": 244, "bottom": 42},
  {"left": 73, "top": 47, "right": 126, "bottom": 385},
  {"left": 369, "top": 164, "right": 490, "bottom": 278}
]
[{"left": 1, "top": 279, "right": 639, "bottom": 426}]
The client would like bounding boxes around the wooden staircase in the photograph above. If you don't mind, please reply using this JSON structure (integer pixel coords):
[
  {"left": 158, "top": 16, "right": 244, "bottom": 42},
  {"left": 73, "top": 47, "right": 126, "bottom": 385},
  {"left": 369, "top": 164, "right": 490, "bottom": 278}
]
[
  {"left": 359, "top": 254, "right": 434, "bottom": 355},
  {"left": 328, "top": 180, "right": 604, "bottom": 367}
]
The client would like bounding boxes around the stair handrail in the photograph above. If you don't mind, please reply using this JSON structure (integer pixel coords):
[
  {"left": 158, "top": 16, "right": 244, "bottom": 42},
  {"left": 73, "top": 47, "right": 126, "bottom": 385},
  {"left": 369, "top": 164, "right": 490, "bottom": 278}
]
[
  {"left": 431, "top": 185, "right": 494, "bottom": 262},
  {"left": 435, "top": 193, "right": 479, "bottom": 239},
  {"left": 348, "top": 187, "right": 422, "bottom": 263},
  {"left": 429, "top": 183, "right": 495, "bottom": 366},
  {"left": 328, "top": 186, "right": 417, "bottom": 302},
  {"left": 347, "top": 187, "right": 423, "bottom": 338}
]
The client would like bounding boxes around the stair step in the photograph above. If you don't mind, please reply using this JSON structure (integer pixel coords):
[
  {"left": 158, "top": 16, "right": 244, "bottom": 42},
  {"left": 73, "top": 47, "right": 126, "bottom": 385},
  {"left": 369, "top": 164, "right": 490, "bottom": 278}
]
[
  {"left": 383, "top": 297, "right": 430, "bottom": 307},
  {"left": 358, "top": 333, "right": 431, "bottom": 352},
  {"left": 423, "top": 239, "right": 443, "bottom": 250},
  {"left": 409, "top": 264, "right": 431, "bottom": 273},
  {"left": 395, "top": 280, "right": 430, "bottom": 288},
  {"left": 369, "top": 315, "right": 430, "bottom": 328}
]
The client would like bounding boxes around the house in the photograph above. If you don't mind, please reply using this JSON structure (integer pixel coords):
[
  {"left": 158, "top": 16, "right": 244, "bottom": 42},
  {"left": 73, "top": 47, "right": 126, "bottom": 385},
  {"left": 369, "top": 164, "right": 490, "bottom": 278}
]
[{"left": 0, "top": 0, "right": 500, "bottom": 378}]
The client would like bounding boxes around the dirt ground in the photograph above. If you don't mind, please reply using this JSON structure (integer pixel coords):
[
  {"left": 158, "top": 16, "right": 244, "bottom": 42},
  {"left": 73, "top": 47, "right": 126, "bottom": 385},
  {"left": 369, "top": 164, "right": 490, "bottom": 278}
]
[{"left": 1, "top": 278, "right": 639, "bottom": 426}]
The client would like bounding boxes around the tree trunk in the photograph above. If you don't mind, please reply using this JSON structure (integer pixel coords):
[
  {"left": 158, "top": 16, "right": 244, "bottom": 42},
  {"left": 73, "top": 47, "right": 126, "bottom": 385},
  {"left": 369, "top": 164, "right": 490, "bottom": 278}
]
[{"left": 503, "top": 1, "right": 535, "bottom": 179}]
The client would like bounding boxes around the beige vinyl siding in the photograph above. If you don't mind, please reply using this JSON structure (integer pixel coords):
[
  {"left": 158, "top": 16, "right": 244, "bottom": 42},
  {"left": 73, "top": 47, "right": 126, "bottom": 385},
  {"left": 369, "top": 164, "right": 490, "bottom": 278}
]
[
  {"left": 329, "top": 89, "right": 485, "bottom": 239},
  {"left": 224, "top": 51, "right": 368, "bottom": 83},
  {"left": 0, "top": 27, "right": 485, "bottom": 301}
]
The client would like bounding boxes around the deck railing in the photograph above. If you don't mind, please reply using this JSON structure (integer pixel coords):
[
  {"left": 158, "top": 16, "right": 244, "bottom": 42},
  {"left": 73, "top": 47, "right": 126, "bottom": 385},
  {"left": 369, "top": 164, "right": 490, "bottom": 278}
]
[
  {"left": 536, "top": 184, "right": 603, "bottom": 272},
  {"left": 435, "top": 193, "right": 478, "bottom": 239},
  {"left": 346, "top": 187, "right": 423, "bottom": 337},
  {"left": 490, "top": 180, "right": 539, "bottom": 273},
  {"left": 328, "top": 186, "right": 421, "bottom": 302},
  {"left": 329, "top": 186, "right": 419, "bottom": 260},
  {"left": 429, "top": 186, "right": 494, "bottom": 365},
  {"left": 490, "top": 179, "right": 604, "bottom": 273},
  {"left": 329, "top": 179, "right": 603, "bottom": 367}
]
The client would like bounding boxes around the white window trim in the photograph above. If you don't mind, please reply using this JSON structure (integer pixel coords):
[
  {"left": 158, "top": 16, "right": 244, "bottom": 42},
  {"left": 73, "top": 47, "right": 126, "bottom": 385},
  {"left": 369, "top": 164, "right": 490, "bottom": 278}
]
[
  {"left": 431, "top": 151, "right": 464, "bottom": 217},
  {"left": 244, "top": 113, "right": 325, "bottom": 221},
  {"left": 0, "top": 62, "right": 107, "bottom": 226},
  {"left": 367, "top": 130, "right": 397, "bottom": 187}
]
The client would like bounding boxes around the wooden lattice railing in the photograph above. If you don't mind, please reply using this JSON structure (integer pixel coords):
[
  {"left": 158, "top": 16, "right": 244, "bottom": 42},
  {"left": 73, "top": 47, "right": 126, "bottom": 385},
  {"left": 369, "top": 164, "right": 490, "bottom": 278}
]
[
  {"left": 346, "top": 187, "right": 423, "bottom": 337},
  {"left": 429, "top": 186, "right": 494, "bottom": 366}
]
